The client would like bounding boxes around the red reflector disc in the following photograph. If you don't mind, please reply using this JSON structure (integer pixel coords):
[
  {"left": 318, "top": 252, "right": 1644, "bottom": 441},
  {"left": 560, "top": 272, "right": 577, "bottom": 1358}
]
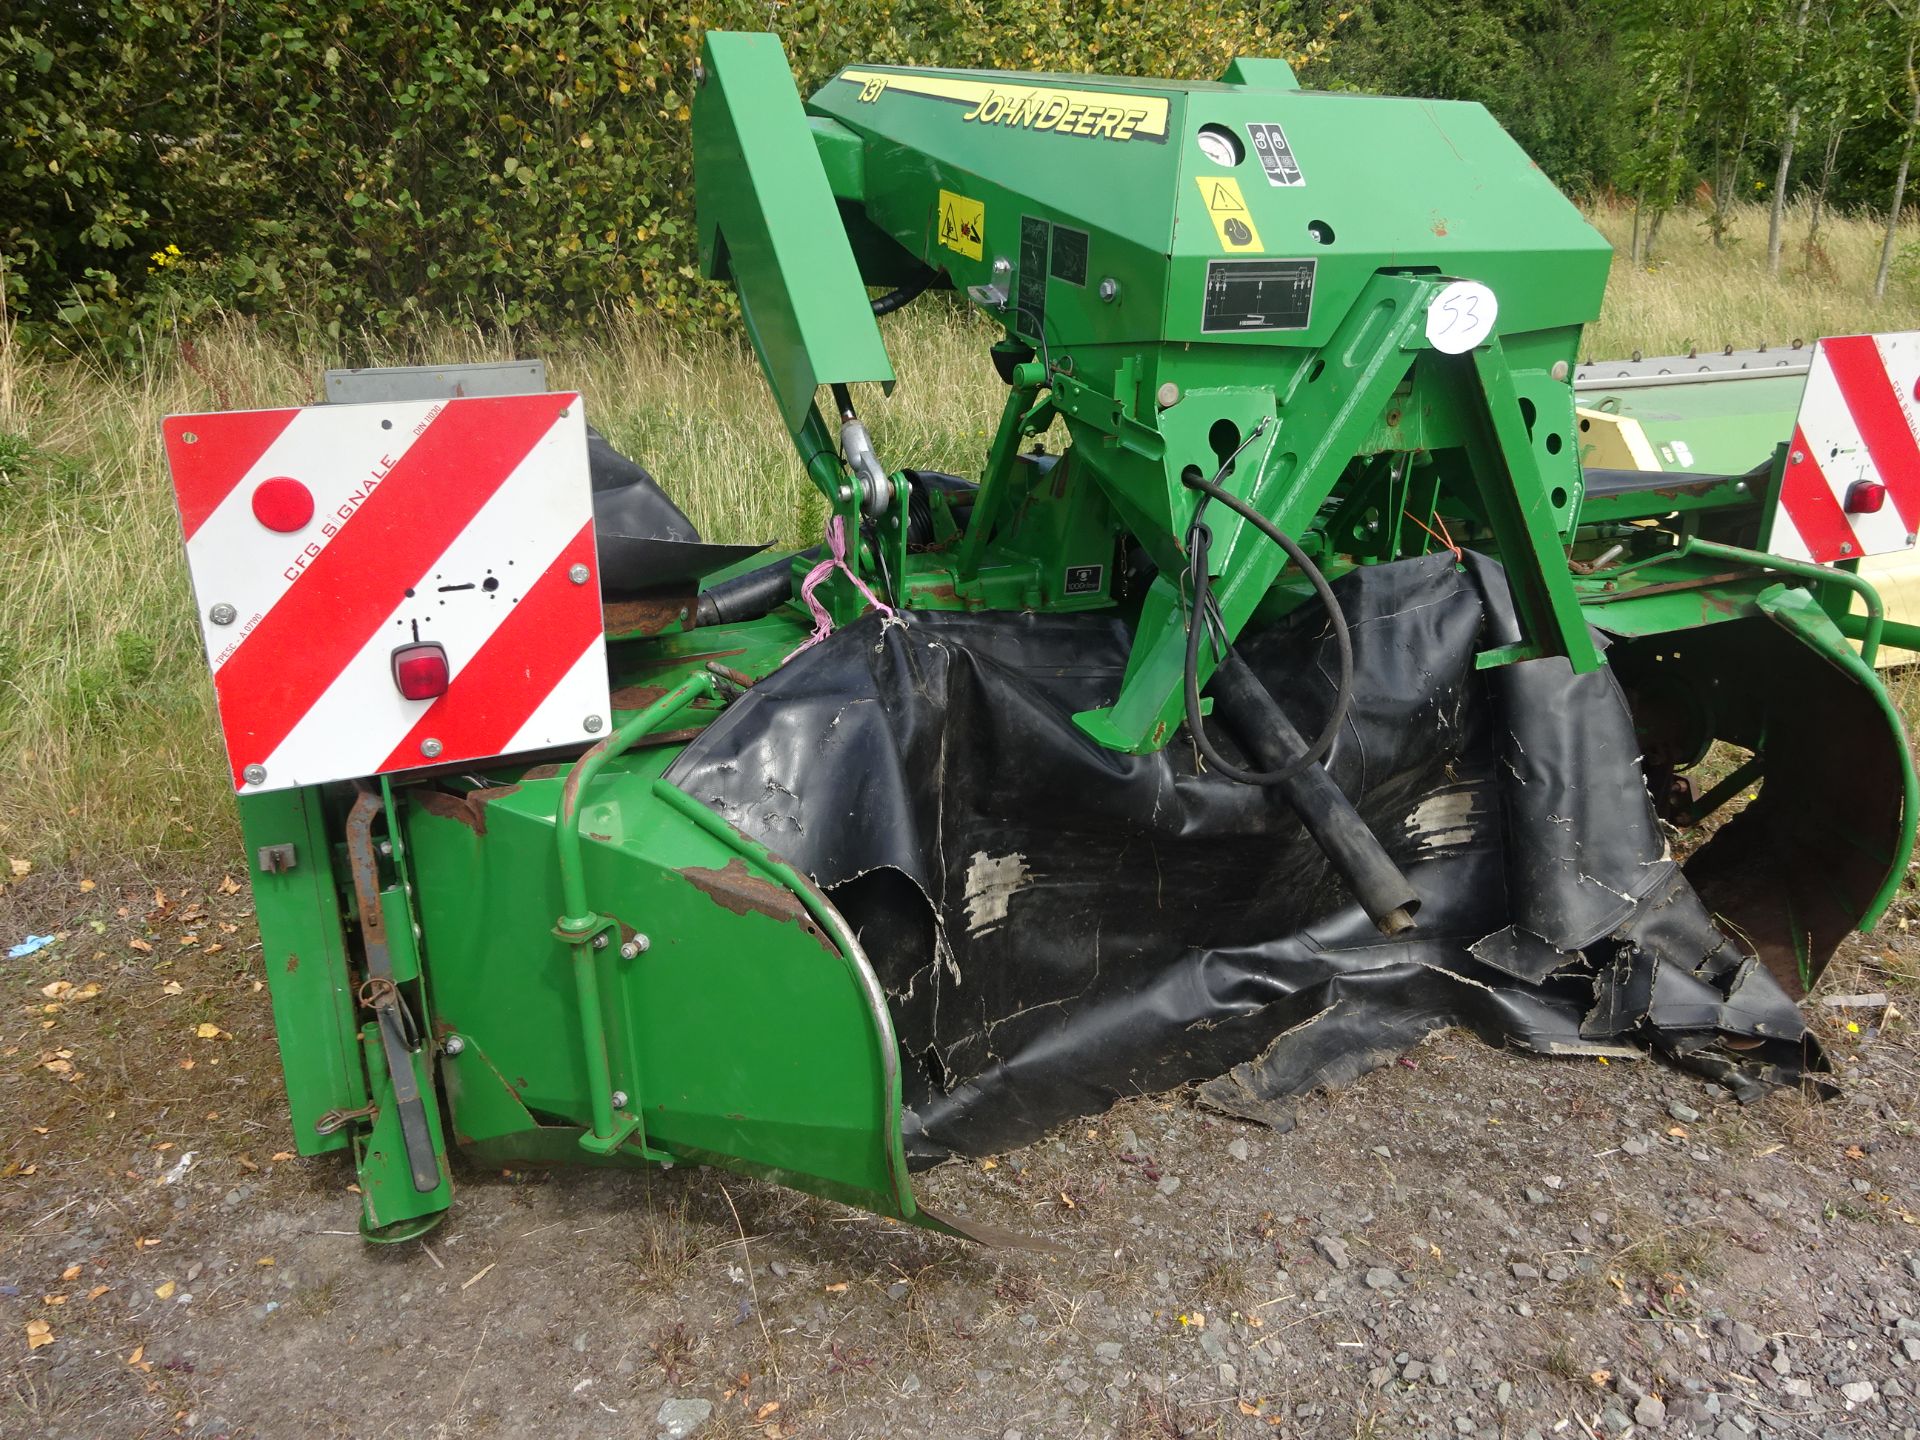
[
  {"left": 391, "top": 643, "right": 451, "bottom": 701},
  {"left": 1845, "top": 480, "right": 1887, "bottom": 515},
  {"left": 251, "top": 476, "right": 315, "bottom": 533}
]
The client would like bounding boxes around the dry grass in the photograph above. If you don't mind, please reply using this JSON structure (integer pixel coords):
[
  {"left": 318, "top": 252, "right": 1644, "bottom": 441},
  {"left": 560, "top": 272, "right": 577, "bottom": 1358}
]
[
  {"left": 1584, "top": 197, "right": 1920, "bottom": 358},
  {"left": 0, "top": 306, "right": 1003, "bottom": 861},
  {"left": 2, "top": 198, "right": 1916, "bottom": 864}
]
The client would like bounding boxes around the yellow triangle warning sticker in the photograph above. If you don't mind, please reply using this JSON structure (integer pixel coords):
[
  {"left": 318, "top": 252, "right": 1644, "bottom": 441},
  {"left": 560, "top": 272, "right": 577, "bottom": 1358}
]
[
  {"left": 938, "top": 189, "right": 985, "bottom": 261},
  {"left": 1194, "top": 175, "right": 1261, "bottom": 253}
]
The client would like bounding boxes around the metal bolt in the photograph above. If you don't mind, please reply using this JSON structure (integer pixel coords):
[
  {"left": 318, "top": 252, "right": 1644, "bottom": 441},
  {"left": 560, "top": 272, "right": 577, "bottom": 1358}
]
[
  {"left": 1156, "top": 382, "right": 1181, "bottom": 409},
  {"left": 621, "top": 935, "right": 650, "bottom": 959},
  {"left": 421, "top": 737, "right": 443, "bottom": 758},
  {"left": 1550, "top": 360, "right": 1569, "bottom": 382},
  {"left": 209, "top": 602, "right": 237, "bottom": 626},
  {"left": 1098, "top": 278, "right": 1120, "bottom": 303},
  {"left": 568, "top": 563, "right": 591, "bottom": 585},
  {"left": 610, "top": 1090, "right": 629, "bottom": 1109},
  {"left": 584, "top": 715, "right": 604, "bottom": 734},
  {"left": 592, "top": 932, "right": 610, "bottom": 949},
  {"left": 242, "top": 763, "right": 267, "bottom": 786},
  {"left": 1841, "top": 542, "right": 1855, "bottom": 555},
  {"left": 1791, "top": 450, "right": 1805, "bottom": 464},
  {"left": 443, "top": 1035, "right": 465, "bottom": 1056},
  {"left": 181, "top": 431, "right": 198, "bottom": 444},
  {"left": 377, "top": 839, "right": 394, "bottom": 857}
]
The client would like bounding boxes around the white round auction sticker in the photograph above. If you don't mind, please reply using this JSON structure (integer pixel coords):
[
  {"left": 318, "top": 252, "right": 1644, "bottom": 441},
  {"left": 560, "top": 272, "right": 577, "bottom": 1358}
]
[{"left": 1425, "top": 280, "right": 1498, "bottom": 354}]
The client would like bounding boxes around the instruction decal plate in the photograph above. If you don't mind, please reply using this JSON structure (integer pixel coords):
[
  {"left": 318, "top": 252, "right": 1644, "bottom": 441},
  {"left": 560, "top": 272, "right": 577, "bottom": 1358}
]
[
  {"left": 939, "top": 189, "right": 985, "bottom": 261},
  {"left": 1017, "top": 216, "right": 1050, "bottom": 338},
  {"left": 1064, "top": 564, "right": 1104, "bottom": 596},
  {"left": 1195, "top": 176, "right": 1263, "bottom": 254},
  {"left": 1201, "top": 258, "right": 1315, "bottom": 333},
  {"left": 1247, "top": 122, "right": 1304, "bottom": 187},
  {"left": 1050, "top": 225, "right": 1089, "bottom": 286}
]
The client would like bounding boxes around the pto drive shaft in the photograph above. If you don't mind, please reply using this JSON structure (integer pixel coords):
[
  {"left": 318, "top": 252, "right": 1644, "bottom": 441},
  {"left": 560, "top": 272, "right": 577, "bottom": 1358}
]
[{"left": 1208, "top": 651, "right": 1420, "bottom": 936}]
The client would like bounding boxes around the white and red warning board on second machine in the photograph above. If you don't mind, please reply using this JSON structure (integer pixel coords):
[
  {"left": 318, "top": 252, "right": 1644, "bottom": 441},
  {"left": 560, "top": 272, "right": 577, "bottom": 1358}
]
[
  {"left": 161, "top": 393, "right": 610, "bottom": 794},
  {"left": 1765, "top": 331, "right": 1920, "bottom": 565}
]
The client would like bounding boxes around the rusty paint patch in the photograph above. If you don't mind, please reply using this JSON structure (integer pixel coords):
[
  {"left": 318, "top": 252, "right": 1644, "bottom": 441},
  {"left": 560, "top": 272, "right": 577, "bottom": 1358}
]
[
  {"left": 522, "top": 764, "right": 563, "bottom": 781},
  {"left": 610, "top": 683, "right": 669, "bottom": 711},
  {"left": 414, "top": 783, "right": 524, "bottom": 835},
  {"left": 602, "top": 586, "right": 697, "bottom": 639},
  {"left": 681, "top": 858, "right": 835, "bottom": 951},
  {"left": 286, "top": 954, "right": 299, "bottom": 974}
]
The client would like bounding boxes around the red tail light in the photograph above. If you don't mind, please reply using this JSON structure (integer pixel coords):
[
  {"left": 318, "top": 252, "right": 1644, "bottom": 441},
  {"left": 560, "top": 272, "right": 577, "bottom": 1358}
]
[
  {"left": 1845, "top": 480, "right": 1887, "bottom": 514},
  {"left": 391, "top": 642, "right": 450, "bottom": 700}
]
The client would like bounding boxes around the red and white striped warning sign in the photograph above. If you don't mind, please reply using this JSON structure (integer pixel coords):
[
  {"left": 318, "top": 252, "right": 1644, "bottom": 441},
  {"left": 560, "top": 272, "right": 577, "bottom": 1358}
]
[
  {"left": 162, "top": 394, "right": 609, "bottom": 794},
  {"left": 1764, "top": 332, "right": 1920, "bottom": 565}
]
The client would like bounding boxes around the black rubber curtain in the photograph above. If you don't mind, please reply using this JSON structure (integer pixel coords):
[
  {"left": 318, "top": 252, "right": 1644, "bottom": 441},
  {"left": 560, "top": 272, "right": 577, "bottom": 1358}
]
[{"left": 666, "top": 553, "right": 1821, "bottom": 1162}]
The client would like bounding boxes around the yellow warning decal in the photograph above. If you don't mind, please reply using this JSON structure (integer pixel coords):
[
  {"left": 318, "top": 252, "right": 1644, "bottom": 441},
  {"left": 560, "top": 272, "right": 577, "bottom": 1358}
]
[
  {"left": 840, "top": 68, "right": 1170, "bottom": 144},
  {"left": 1195, "top": 176, "right": 1263, "bottom": 254},
  {"left": 938, "top": 189, "right": 985, "bottom": 261}
]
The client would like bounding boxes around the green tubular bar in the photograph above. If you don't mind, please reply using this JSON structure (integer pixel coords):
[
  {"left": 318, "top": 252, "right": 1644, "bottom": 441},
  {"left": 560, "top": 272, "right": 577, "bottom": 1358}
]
[
  {"left": 1680, "top": 538, "right": 1886, "bottom": 666},
  {"left": 554, "top": 674, "right": 716, "bottom": 1153}
]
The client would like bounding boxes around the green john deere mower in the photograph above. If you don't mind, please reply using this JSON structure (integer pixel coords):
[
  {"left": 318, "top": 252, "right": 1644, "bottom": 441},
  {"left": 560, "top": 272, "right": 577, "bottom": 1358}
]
[{"left": 159, "top": 33, "right": 1916, "bottom": 1240}]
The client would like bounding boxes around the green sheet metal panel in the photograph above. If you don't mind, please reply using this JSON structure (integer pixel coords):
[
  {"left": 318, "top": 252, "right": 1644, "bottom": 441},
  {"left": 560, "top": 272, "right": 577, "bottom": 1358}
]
[
  {"left": 402, "top": 748, "right": 915, "bottom": 1218},
  {"left": 804, "top": 63, "right": 1610, "bottom": 351}
]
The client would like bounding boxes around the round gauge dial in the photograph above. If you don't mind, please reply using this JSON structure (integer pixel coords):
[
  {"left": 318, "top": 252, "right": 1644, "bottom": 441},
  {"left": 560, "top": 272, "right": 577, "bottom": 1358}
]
[{"left": 1196, "top": 125, "right": 1244, "bottom": 167}]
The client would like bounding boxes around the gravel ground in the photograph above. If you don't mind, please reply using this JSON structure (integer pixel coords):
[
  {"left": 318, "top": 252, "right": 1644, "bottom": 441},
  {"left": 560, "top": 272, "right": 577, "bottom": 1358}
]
[{"left": 3, "top": 862, "right": 1919, "bottom": 1440}]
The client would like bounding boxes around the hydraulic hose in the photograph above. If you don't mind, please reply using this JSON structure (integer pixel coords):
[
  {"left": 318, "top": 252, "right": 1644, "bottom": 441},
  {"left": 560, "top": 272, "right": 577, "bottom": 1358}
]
[
  {"left": 870, "top": 273, "right": 935, "bottom": 316},
  {"left": 1175, "top": 423, "right": 1416, "bottom": 935},
  {"left": 1179, "top": 427, "right": 1354, "bottom": 784}
]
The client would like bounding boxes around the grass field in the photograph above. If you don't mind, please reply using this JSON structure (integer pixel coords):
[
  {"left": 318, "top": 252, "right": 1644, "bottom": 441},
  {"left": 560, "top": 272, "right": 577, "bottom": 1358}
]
[{"left": 3, "top": 198, "right": 1918, "bottom": 864}]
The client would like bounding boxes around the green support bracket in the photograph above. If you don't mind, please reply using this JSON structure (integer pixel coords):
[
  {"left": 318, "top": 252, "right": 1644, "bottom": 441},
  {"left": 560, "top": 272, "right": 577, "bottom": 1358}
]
[
  {"left": 1074, "top": 272, "right": 1442, "bottom": 753},
  {"left": 693, "top": 31, "right": 894, "bottom": 438},
  {"left": 239, "top": 788, "right": 367, "bottom": 1155},
  {"left": 1444, "top": 342, "right": 1602, "bottom": 672}
]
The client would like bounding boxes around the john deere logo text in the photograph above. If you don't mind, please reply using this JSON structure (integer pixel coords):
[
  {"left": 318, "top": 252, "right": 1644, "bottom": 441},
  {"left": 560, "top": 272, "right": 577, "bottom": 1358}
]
[
  {"left": 959, "top": 87, "right": 1154, "bottom": 142},
  {"left": 839, "top": 69, "right": 1170, "bottom": 144}
]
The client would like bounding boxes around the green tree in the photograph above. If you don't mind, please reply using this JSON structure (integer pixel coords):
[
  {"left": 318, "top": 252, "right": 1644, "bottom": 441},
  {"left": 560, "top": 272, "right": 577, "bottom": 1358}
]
[{"left": 1875, "top": 0, "right": 1920, "bottom": 298}]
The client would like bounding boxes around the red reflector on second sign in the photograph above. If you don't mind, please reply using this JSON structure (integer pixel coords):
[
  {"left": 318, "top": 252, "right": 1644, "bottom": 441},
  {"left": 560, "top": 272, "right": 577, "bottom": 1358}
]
[
  {"left": 250, "top": 476, "right": 315, "bottom": 533},
  {"left": 1845, "top": 480, "right": 1888, "bottom": 514},
  {"left": 391, "top": 642, "right": 450, "bottom": 700}
]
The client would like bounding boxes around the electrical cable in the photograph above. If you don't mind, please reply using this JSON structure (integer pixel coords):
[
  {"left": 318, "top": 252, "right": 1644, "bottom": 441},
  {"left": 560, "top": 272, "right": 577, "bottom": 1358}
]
[{"left": 1179, "top": 421, "right": 1355, "bottom": 785}]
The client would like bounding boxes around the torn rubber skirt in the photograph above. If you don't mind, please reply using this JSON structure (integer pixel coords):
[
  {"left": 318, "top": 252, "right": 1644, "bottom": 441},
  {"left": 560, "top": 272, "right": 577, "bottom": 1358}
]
[{"left": 665, "top": 552, "right": 1823, "bottom": 1163}]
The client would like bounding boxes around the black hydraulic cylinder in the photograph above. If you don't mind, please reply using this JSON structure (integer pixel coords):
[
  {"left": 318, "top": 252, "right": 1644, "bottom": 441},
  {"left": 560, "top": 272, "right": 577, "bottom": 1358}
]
[{"left": 1209, "top": 650, "right": 1421, "bottom": 936}]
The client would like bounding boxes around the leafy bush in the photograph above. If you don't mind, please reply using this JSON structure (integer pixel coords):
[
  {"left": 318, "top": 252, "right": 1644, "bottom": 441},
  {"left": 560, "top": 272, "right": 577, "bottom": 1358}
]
[{"left": 4, "top": 1, "right": 1314, "bottom": 354}]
